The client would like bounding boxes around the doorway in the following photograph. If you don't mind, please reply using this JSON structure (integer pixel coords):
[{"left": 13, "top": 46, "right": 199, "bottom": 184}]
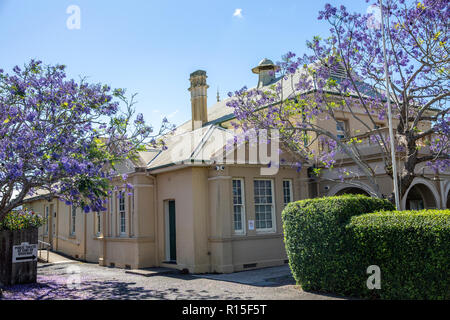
[
  {"left": 405, "top": 183, "right": 437, "bottom": 210},
  {"left": 335, "top": 187, "right": 370, "bottom": 196},
  {"left": 165, "top": 200, "right": 176, "bottom": 262}
]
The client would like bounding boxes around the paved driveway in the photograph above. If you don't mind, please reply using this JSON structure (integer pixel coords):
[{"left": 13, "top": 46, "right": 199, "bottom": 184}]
[
  {"left": 1, "top": 259, "right": 344, "bottom": 300},
  {"left": 193, "top": 265, "right": 295, "bottom": 286}
]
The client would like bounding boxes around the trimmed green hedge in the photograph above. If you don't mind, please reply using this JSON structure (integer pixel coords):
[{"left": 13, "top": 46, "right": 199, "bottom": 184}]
[
  {"left": 282, "top": 195, "right": 450, "bottom": 299},
  {"left": 282, "top": 195, "right": 394, "bottom": 296},
  {"left": 347, "top": 210, "right": 450, "bottom": 299}
]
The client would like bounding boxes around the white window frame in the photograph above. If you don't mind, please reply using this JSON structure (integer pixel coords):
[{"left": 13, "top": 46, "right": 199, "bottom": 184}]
[
  {"left": 52, "top": 206, "right": 56, "bottom": 236},
  {"left": 130, "top": 190, "right": 135, "bottom": 236},
  {"left": 119, "top": 191, "right": 126, "bottom": 236},
  {"left": 232, "top": 178, "right": 246, "bottom": 235},
  {"left": 109, "top": 194, "right": 114, "bottom": 237},
  {"left": 336, "top": 120, "right": 347, "bottom": 140},
  {"left": 283, "top": 179, "right": 293, "bottom": 207},
  {"left": 120, "top": 211, "right": 126, "bottom": 235},
  {"left": 96, "top": 212, "right": 101, "bottom": 236},
  {"left": 254, "top": 179, "right": 276, "bottom": 233},
  {"left": 70, "top": 206, "right": 76, "bottom": 236}
]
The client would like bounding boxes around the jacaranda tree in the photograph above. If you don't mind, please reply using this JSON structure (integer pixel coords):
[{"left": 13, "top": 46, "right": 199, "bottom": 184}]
[
  {"left": 227, "top": 0, "right": 449, "bottom": 200},
  {"left": 0, "top": 60, "right": 173, "bottom": 222}
]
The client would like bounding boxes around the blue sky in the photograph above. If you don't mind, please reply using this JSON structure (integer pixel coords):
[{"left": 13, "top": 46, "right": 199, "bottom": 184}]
[{"left": 0, "top": 0, "right": 371, "bottom": 130}]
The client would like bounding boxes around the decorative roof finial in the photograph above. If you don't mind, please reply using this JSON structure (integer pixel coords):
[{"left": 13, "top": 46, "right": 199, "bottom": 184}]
[{"left": 217, "top": 87, "right": 220, "bottom": 102}]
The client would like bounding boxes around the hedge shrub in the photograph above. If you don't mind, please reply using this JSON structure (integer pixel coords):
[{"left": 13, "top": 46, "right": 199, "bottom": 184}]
[
  {"left": 347, "top": 210, "right": 450, "bottom": 299},
  {"left": 282, "top": 195, "right": 394, "bottom": 296}
]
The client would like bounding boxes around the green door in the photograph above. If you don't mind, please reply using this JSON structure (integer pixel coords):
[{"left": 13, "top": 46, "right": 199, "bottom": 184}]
[{"left": 168, "top": 200, "right": 176, "bottom": 262}]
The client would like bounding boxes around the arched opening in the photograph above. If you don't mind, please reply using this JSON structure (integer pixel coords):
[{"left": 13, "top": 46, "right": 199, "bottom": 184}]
[
  {"left": 405, "top": 183, "right": 437, "bottom": 210},
  {"left": 335, "top": 187, "right": 370, "bottom": 196}
]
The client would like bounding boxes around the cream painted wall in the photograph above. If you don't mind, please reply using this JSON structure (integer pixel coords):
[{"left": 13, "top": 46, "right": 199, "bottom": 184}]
[
  {"left": 155, "top": 167, "right": 209, "bottom": 273},
  {"left": 206, "top": 164, "right": 306, "bottom": 273},
  {"left": 29, "top": 199, "right": 86, "bottom": 260},
  {"left": 30, "top": 172, "right": 158, "bottom": 269}
]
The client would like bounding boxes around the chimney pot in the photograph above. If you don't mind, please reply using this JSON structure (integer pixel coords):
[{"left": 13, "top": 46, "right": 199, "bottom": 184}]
[
  {"left": 252, "top": 58, "right": 278, "bottom": 87},
  {"left": 188, "top": 70, "right": 209, "bottom": 130}
]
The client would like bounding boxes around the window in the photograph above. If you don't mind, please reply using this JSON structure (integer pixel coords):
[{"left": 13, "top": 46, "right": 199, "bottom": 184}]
[
  {"left": 283, "top": 179, "right": 293, "bottom": 206},
  {"left": 120, "top": 212, "right": 126, "bottom": 234},
  {"left": 254, "top": 180, "right": 275, "bottom": 232},
  {"left": 232, "top": 179, "right": 245, "bottom": 234},
  {"left": 44, "top": 206, "right": 49, "bottom": 235},
  {"left": 70, "top": 206, "right": 76, "bottom": 236},
  {"left": 52, "top": 208, "right": 56, "bottom": 236},
  {"left": 119, "top": 191, "right": 126, "bottom": 235},
  {"left": 409, "top": 200, "right": 424, "bottom": 210},
  {"left": 96, "top": 212, "right": 101, "bottom": 235},
  {"left": 131, "top": 191, "right": 135, "bottom": 236},
  {"left": 336, "top": 120, "right": 347, "bottom": 139},
  {"left": 109, "top": 194, "right": 114, "bottom": 236}
]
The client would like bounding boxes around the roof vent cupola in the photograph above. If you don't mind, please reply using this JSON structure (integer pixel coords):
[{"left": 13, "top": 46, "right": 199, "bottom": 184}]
[
  {"left": 252, "top": 58, "right": 278, "bottom": 88},
  {"left": 188, "top": 70, "right": 209, "bottom": 130}
]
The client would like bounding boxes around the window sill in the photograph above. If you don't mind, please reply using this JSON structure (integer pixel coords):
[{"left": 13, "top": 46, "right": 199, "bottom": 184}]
[
  {"left": 255, "top": 229, "right": 276, "bottom": 234},
  {"left": 210, "top": 233, "right": 282, "bottom": 242},
  {"left": 101, "top": 236, "right": 141, "bottom": 243}
]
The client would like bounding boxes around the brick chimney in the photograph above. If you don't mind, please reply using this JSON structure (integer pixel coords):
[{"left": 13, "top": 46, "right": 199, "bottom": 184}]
[{"left": 188, "top": 70, "right": 209, "bottom": 130}]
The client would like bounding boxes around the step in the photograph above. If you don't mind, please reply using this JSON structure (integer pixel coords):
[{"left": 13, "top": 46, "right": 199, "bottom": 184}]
[{"left": 125, "top": 267, "right": 178, "bottom": 277}]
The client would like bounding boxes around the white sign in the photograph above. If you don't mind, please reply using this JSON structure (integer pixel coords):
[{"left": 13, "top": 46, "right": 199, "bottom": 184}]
[
  {"left": 12, "top": 242, "right": 38, "bottom": 263},
  {"left": 248, "top": 220, "right": 255, "bottom": 230}
]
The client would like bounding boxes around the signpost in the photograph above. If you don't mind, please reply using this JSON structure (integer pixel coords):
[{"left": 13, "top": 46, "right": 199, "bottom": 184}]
[
  {"left": 12, "top": 242, "right": 38, "bottom": 263},
  {"left": 0, "top": 228, "right": 39, "bottom": 286}
]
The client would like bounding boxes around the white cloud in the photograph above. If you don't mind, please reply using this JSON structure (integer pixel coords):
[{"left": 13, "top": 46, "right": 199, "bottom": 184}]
[
  {"left": 152, "top": 108, "right": 178, "bottom": 119},
  {"left": 233, "top": 8, "right": 243, "bottom": 18},
  {"left": 166, "top": 109, "right": 179, "bottom": 119}
]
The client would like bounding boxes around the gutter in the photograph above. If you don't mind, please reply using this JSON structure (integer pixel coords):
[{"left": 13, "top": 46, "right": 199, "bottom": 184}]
[{"left": 204, "top": 85, "right": 438, "bottom": 128}]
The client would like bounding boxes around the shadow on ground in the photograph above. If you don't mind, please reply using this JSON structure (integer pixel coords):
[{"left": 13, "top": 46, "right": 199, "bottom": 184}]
[
  {"left": 0, "top": 274, "right": 252, "bottom": 300},
  {"left": 190, "top": 265, "right": 297, "bottom": 288}
]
